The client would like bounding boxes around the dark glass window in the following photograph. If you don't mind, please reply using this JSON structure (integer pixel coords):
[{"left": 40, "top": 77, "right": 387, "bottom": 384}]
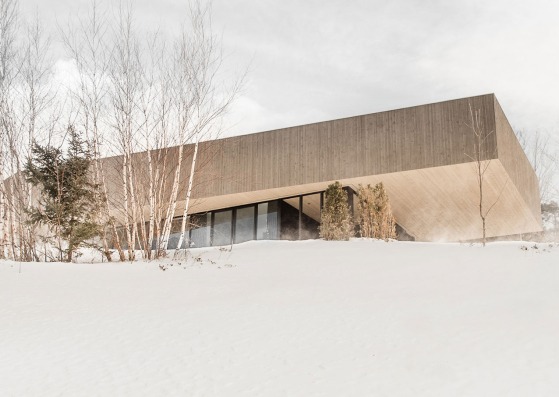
[
  {"left": 189, "top": 213, "right": 211, "bottom": 248},
  {"left": 235, "top": 206, "right": 255, "bottom": 243},
  {"left": 301, "top": 193, "right": 320, "bottom": 239},
  {"left": 280, "top": 199, "right": 300, "bottom": 240},
  {"left": 257, "top": 201, "right": 279, "bottom": 240},
  {"left": 213, "top": 210, "right": 233, "bottom": 246},
  {"left": 167, "top": 217, "right": 184, "bottom": 249}
]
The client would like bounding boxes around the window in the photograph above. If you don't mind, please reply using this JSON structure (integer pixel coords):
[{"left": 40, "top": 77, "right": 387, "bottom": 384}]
[
  {"left": 167, "top": 217, "right": 184, "bottom": 249},
  {"left": 257, "top": 201, "right": 279, "bottom": 240},
  {"left": 212, "top": 210, "right": 233, "bottom": 246},
  {"left": 235, "top": 206, "right": 255, "bottom": 243},
  {"left": 189, "top": 213, "right": 211, "bottom": 248}
]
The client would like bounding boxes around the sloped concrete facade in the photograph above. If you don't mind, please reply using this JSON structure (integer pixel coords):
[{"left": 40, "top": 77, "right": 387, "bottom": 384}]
[{"left": 104, "top": 94, "right": 542, "bottom": 242}]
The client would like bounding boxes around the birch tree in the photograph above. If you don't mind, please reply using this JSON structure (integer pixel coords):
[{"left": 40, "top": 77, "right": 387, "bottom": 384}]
[
  {"left": 160, "top": 1, "right": 243, "bottom": 253},
  {"left": 133, "top": 33, "right": 173, "bottom": 259},
  {"left": 1, "top": 0, "right": 243, "bottom": 261},
  {"left": 466, "top": 103, "right": 508, "bottom": 246},
  {"left": 107, "top": 3, "right": 142, "bottom": 260},
  {"left": 0, "top": 0, "right": 19, "bottom": 259},
  {"left": 0, "top": 0, "right": 53, "bottom": 261},
  {"left": 60, "top": 0, "right": 126, "bottom": 261}
]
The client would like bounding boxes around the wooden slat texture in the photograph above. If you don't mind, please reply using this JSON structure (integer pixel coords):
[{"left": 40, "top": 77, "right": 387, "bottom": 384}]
[
  {"left": 493, "top": 97, "right": 542, "bottom": 222},
  {"left": 101, "top": 94, "right": 542, "bottom": 241},
  {"left": 184, "top": 94, "right": 498, "bottom": 197}
]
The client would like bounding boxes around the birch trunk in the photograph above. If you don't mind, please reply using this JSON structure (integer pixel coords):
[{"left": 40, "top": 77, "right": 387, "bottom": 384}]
[
  {"left": 7, "top": 179, "right": 16, "bottom": 260},
  {"left": 0, "top": 189, "right": 5, "bottom": 260},
  {"left": 122, "top": 153, "right": 134, "bottom": 260},
  {"left": 100, "top": 153, "right": 125, "bottom": 261},
  {"left": 146, "top": 148, "right": 155, "bottom": 259},
  {"left": 90, "top": 122, "right": 112, "bottom": 261},
  {"left": 159, "top": 144, "right": 184, "bottom": 251},
  {"left": 0, "top": 149, "right": 5, "bottom": 259},
  {"left": 153, "top": 148, "right": 169, "bottom": 254},
  {"left": 93, "top": 144, "right": 112, "bottom": 261},
  {"left": 128, "top": 149, "right": 139, "bottom": 258},
  {"left": 175, "top": 141, "right": 198, "bottom": 251}
]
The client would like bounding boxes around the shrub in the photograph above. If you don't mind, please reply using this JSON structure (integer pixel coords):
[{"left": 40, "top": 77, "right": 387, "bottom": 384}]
[
  {"left": 356, "top": 182, "right": 397, "bottom": 240},
  {"left": 319, "top": 182, "right": 353, "bottom": 240}
]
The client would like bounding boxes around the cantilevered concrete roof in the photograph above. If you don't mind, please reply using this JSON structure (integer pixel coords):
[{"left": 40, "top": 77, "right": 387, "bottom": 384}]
[{"left": 104, "top": 94, "right": 542, "bottom": 241}]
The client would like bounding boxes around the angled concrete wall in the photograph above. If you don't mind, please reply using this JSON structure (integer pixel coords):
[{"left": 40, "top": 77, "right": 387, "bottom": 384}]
[
  {"left": 494, "top": 97, "right": 541, "bottom": 222},
  {"left": 103, "top": 94, "right": 542, "bottom": 241},
  {"left": 187, "top": 94, "right": 497, "bottom": 198}
]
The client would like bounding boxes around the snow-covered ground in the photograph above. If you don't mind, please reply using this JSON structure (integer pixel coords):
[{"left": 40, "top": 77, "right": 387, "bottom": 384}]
[{"left": 2, "top": 240, "right": 559, "bottom": 396}]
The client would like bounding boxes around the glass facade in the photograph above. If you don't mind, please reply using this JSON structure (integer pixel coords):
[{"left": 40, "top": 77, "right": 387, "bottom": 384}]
[
  {"left": 159, "top": 200, "right": 280, "bottom": 249},
  {"left": 257, "top": 201, "right": 279, "bottom": 240},
  {"left": 185, "top": 192, "right": 324, "bottom": 246},
  {"left": 213, "top": 210, "right": 233, "bottom": 246},
  {"left": 301, "top": 193, "right": 320, "bottom": 239},
  {"left": 116, "top": 189, "right": 344, "bottom": 251},
  {"left": 189, "top": 213, "right": 211, "bottom": 248},
  {"left": 110, "top": 186, "right": 412, "bottom": 251},
  {"left": 280, "top": 199, "right": 300, "bottom": 240},
  {"left": 235, "top": 206, "right": 255, "bottom": 244},
  {"left": 114, "top": 185, "right": 423, "bottom": 252},
  {"left": 167, "top": 218, "right": 186, "bottom": 250},
  {"left": 257, "top": 203, "right": 269, "bottom": 239}
]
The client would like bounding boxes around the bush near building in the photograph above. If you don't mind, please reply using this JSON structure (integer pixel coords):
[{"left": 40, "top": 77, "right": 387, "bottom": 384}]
[
  {"left": 319, "top": 182, "right": 354, "bottom": 240},
  {"left": 356, "top": 183, "right": 397, "bottom": 240}
]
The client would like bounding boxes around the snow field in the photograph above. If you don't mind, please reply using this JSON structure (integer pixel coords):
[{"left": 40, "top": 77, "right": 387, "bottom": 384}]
[{"left": 1, "top": 240, "right": 559, "bottom": 396}]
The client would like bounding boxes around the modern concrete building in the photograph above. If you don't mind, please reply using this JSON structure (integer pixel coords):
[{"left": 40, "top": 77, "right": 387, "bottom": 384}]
[{"left": 105, "top": 93, "right": 542, "bottom": 247}]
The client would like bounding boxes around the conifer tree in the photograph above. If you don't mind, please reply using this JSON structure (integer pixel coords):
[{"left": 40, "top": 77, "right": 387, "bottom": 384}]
[
  {"left": 356, "top": 182, "right": 397, "bottom": 240},
  {"left": 356, "top": 184, "right": 376, "bottom": 238},
  {"left": 25, "top": 126, "right": 101, "bottom": 262},
  {"left": 319, "top": 182, "right": 353, "bottom": 240}
]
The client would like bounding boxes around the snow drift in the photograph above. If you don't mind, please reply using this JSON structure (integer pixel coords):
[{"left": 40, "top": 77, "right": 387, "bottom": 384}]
[{"left": 1, "top": 240, "right": 558, "bottom": 396}]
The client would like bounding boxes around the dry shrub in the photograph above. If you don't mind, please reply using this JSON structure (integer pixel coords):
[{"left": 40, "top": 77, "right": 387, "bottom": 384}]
[
  {"left": 319, "top": 182, "right": 353, "bottom": 240},
  {"left": 356, "top": 182, "right": 396, "bottom": 240}
]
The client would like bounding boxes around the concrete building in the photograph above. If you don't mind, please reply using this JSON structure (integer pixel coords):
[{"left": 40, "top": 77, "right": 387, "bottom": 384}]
[{"left": 104, "top": 93, "right": 542, "bottom": 247}]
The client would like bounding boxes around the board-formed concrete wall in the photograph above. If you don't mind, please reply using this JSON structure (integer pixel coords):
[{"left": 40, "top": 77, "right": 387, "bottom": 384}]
[
  {"left": 103, "top": 94, "right": 542, "bottom": 241},
  {"left": 187, "top": 94, "right": 497, "bottom": 197}
]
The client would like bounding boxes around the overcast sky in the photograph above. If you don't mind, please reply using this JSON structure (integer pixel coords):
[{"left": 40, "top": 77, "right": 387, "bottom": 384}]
[{"left": 19, "top": 0, "right": 559, "bottom": 139}]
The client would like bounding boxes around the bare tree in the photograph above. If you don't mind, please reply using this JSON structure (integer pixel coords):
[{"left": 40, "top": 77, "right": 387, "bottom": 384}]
[
  {"left": 466, "top": 103, "right": 508, "bottom": 246},
  {"left": 515, "top": 129, "right": 557, "bottom": 204},
  {"left": 172, "top": 2, "right": 243, "bottom": 254},
  {"left": 0, "top": 0, "right": 54, "bottom": 261},
  {"left": 1, "top": 0, "right": 243, "bottom": 261},
  {"left": 107, "top": 3, "right": 143, "bottom": 260},
  {"left": 60, "top": 0, "right": 127, "bottom": 262},
  {"left": 61, "top": 1, "right": 243, "bottom": 261},
  {"left": 18, "top": 12, "right": 53, "bottom": 261},
  {"left": 131, "top": 31, "right": 174, "bottom": 260},
  {"left": 145, "top": 1, "right": 244, "bottom": 254},
  {"left": 0, "top": 0, "right": 20, "bottom": 260}
]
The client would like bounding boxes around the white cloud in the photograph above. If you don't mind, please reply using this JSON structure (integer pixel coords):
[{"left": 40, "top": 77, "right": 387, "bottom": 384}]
[
  {"left": 18, "top": 0, "right": 559, "bottom": 138},
  {"left": 50, "top": 58, "right": 80, "bottom": 93}
]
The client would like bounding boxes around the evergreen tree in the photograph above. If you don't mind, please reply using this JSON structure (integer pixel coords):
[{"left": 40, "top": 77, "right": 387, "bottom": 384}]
[
  {"left": 25, "top": 126, "right": 101, "bottom": 262},
  {"left": 356, "top": 182, "right": 397, "bottom": 240},
  {"left": 356, "top": 184, "right": 376, "bottom": 238},
  {"left": 319, "top": 182, "right": 353, "bottom": 240}
]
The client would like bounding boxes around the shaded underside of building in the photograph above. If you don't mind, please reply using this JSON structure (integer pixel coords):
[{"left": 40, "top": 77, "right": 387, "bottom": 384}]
[{"left": 103, "top": 93, "right": 542, "bottom": 247}]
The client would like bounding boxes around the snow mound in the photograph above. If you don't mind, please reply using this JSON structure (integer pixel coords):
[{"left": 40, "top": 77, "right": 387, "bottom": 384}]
[{"left": 1, "top": 240, "right": 559, "bottom": 396}]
